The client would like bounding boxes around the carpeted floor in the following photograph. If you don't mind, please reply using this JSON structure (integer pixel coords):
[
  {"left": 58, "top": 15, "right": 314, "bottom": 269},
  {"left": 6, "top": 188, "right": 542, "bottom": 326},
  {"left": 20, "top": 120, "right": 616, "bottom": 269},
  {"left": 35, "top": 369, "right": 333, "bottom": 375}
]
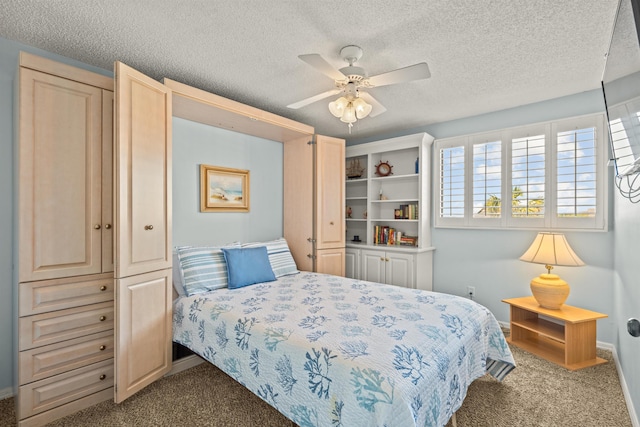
[{"left": 0, "top": 343, "right": 632, "bottom": 426}]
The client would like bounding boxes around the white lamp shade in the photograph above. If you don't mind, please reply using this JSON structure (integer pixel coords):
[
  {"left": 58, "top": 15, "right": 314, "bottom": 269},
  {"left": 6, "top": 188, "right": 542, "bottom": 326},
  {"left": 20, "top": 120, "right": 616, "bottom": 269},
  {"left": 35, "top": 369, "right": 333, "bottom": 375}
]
[
  {"left": 328, "top": 97, "right": 348, "bottom": 118},
  {"left": 340, "top": 102, "right": 357, "bottom": 123},
  {"left": 353, "top": 97, "right": 372, "bottom": 119},
  {"left": 519, "top": 232, "right": 585, "bottom": 267}
]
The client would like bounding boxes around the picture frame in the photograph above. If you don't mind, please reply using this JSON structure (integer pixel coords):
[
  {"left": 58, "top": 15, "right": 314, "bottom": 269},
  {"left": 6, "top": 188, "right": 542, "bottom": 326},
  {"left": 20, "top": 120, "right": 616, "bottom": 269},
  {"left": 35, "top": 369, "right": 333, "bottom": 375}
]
[{"left": 200, "top": 164, "right": 250, "bottom": 212}]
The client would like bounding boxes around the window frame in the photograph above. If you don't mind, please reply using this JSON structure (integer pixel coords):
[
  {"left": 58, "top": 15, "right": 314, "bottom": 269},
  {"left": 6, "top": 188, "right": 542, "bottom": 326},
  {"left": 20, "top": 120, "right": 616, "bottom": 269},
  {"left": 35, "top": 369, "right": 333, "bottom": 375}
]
[{"left": 434, "top": 113, "right": 607, "bottom": 231}]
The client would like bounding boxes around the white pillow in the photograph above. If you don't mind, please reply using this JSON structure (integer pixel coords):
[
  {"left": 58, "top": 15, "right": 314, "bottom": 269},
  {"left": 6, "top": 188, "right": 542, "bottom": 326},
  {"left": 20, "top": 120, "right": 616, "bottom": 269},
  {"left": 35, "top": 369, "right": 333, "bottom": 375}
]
[
  {"left": 177, "top": 243, "right": 241, "bottom": 296},
  {"left": 241, "top": 238, "right": 299, "bottom": 278}
]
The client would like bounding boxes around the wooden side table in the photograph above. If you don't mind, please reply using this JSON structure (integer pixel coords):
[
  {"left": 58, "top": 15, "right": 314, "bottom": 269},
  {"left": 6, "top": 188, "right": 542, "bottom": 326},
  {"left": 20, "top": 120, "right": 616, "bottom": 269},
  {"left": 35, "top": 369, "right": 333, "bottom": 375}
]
[{"left": 502, "top": 296, "right": 607, "bottom": 371}]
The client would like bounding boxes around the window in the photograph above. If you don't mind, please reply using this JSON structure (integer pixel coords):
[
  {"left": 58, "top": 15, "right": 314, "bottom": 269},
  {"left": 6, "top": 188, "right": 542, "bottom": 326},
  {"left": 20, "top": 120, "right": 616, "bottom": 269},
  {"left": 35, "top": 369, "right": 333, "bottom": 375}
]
[
  {"left": 434, "top": 114, "right": 606, "bottom": 230},
  {"left": 439, "top": 145, "right": 464, "bottom": 219},
  {"left": 473, "top": 140, "right": 501, "bottom": 218}
]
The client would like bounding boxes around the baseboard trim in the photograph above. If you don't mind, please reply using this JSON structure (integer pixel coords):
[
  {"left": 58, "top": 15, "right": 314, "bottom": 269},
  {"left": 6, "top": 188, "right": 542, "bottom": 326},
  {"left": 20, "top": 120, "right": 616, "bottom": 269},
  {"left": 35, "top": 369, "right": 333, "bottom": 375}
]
[
  {"left": 166, "top": 354, "right": 204, "bottom": 377},
  {"left": 0, "top": 386, "right": 13, "bottom": 400},
  {"left": 610, "top": 345, "right": 639, "bottom": 427}
]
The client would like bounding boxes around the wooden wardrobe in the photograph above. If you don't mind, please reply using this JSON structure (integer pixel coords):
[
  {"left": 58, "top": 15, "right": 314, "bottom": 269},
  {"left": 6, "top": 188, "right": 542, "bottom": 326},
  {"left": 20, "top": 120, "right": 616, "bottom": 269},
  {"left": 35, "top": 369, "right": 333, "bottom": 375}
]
[
  {"left": 283, "top": 135, "right": 346, "bottom": 276},
  {"left": 16, "top": 54, "right": 172, "bottom": 426},
  {"left": 15, "top": 52, "right": 334, "bottom": 426}
]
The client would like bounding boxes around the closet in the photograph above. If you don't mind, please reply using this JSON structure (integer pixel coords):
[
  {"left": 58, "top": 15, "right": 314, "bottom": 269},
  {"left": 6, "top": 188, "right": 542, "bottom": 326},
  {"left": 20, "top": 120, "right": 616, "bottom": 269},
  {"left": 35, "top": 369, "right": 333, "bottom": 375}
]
[
  {"left": 15, "top": 52, "right": 327, "bottom": 426},
  {"left": 283, "top": 135, "right": 346, "bottom": 276},
  {"left": 17, "top": 53, "right": 116, "bottom": 426}
]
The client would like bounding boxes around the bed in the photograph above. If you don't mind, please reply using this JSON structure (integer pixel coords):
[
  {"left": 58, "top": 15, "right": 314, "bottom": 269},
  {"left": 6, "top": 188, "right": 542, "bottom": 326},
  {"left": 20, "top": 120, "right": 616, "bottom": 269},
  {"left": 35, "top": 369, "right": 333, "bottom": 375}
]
[{"left": 172, "top": 241, "right": 515, "bottom": 427}]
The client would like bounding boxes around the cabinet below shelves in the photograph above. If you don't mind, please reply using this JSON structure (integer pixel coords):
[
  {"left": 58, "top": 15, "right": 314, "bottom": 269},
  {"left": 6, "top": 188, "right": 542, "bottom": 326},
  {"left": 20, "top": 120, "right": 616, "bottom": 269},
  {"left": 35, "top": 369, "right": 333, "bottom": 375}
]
[{"left": 345, "top": 246, "right": 433, "bottom": 291}]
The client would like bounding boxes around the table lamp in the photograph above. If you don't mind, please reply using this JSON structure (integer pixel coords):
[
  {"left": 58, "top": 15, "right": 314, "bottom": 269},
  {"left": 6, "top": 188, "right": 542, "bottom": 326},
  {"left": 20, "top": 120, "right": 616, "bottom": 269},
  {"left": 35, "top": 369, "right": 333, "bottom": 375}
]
[{"left": 519, "top": 232, "right": 585, "bottom": 309}]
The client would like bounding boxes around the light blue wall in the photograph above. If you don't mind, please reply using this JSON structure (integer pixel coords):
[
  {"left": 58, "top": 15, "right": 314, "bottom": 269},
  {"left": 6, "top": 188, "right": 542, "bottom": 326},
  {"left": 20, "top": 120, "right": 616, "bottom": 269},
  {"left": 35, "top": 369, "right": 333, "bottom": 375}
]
[
  {"left": 172, "top": 117, "right": 284, "bottom": 246},
  {"left": 612, "top": 192, "right": 640, "bottom": 419},
  {"left": 428, "top": 92, "right": 616, "bottom": 343},
  {"left": 350, "top": 90, "right": 617, "bottom": 342}
]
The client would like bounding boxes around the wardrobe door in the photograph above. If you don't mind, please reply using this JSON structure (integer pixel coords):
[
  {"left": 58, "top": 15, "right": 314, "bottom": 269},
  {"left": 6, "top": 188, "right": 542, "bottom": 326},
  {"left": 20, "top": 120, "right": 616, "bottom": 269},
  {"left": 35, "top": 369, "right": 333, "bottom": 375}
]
[
  {"left": 316, "top": 248, "right": 345, "bottom": 277},
  {"left": 114, "top": 269, "right": 171, "bottom": 403},
  {"left": 102, "top": 90, "right": 114, "bottom": 273},
  {"left": 114, "top": 62, "right": 172, "bottom": 278},
  {"left": 18, "top": 68, "right": 103, "bottom": 282},
  {"left": 113, "top": 61, "right": 172, "bottom": 403},
  {"left": 283, "top": 136, "right": 314, "bottom": 271},
  {"left": 315, "top": 135, "right": 345, "bottom": 251}
]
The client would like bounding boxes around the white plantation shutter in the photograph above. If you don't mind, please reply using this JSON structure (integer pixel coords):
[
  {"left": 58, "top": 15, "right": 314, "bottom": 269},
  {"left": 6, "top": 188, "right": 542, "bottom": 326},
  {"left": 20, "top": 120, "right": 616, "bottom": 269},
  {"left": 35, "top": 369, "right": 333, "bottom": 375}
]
[
  {"left": 552, "top": 116, "right": 605, "bottom": 229},
  {"left": 472, "top": 140, "right": 502, "bottom": 219},
  {"left": 511, "top": 133, "right": 545, "bottom": 218},
  {"left": 607, "top": 103, "right": 637, "bottom": 174},
  {"left": 434, "top": 113, "right": 606, "bottom": 230},
  {"left": 556, "top": 127, "right": 596, "bottom": 217},
  {"left": 438, "top": 143, "right": 465, "bottom": 225}
]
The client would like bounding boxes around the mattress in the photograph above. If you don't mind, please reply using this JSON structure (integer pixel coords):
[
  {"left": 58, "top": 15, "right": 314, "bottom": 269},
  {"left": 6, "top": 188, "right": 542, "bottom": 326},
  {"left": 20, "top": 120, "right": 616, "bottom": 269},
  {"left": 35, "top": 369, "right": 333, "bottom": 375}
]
[{"left": 173, "top": 272, "right": 515, "bottom": 426}]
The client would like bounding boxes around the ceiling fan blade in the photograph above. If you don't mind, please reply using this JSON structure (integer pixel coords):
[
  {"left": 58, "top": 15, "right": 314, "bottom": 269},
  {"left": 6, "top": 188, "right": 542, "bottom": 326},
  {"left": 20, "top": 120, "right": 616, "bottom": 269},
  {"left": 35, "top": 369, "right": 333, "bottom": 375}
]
[
  {"left": 359, "top": 92, "right": 387, "bottom": 117},
  {"left": 287, "top": 88, "right": 342, "bottom": 109},
  {"left": 367, "top": 62, "right": 431, "bottom": 87},
  {"left": 298, "top": 54, "right": 346, "bottom": 81}
]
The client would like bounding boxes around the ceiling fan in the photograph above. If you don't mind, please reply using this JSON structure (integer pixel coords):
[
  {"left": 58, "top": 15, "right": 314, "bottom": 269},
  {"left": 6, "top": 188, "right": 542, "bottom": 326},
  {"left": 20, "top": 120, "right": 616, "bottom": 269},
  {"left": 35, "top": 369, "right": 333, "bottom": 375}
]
[{"left": 287, "top": 45, "right": 431, "bottom": 132}]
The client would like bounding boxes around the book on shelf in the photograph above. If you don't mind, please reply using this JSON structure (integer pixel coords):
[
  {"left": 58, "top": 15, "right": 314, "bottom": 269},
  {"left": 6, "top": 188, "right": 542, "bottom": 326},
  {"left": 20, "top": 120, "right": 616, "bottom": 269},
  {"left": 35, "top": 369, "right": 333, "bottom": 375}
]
[
  {"left": 395, "top": 203, "right": 419, "bottom": 220},
  {"left": 373, "top": 226, "right": 417, "bottom": 246}
]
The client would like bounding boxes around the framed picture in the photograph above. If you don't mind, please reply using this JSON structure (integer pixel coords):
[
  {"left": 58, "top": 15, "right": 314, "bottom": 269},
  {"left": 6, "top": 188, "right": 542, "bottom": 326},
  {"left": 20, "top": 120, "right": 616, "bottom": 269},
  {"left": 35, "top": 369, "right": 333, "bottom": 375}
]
[{"left": 200, "top": 164, "right": 250, "bottom": 212}]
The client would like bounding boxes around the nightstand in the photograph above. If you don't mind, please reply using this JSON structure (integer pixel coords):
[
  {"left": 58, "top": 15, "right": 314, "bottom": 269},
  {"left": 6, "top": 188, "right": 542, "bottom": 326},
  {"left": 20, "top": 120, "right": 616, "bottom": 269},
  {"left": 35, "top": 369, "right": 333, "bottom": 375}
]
[{"left": 502, "top": 296, "right": 607, "bottom": 371}]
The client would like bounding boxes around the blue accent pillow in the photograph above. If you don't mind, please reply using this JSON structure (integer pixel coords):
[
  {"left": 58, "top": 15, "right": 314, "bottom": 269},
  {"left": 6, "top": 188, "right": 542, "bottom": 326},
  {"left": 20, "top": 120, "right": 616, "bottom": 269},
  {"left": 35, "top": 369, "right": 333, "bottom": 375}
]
[
  {"left": 242, "top": 238, "right": 299, "bottom": 277},
  {"left": 222, "top": 246, "right": 277, "bottom": 289}
]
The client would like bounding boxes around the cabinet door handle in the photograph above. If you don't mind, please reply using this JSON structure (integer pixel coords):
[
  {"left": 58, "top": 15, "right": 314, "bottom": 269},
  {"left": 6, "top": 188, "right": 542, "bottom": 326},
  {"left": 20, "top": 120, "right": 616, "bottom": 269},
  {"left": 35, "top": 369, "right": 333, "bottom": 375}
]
[
  {"left": 99, "top": 316, "right": 107, "bottom": 322},
  {"left": 330, "top": 221, "right": 334, "bottom": 225},
  {"left": 307, "top": 237, "right": 316, "bottom": 243},
  {"left": 94, "top": 224, "right": 101, "bottom": 230},
  {"left": 385, "top": 258, "right": 390, "bottom": 262},
  {"left": 99, "top": 374, "right": 106, "bottom": 381},
  {"left": 99, "top": 345, "right": 106, "bottom": 351},
  {"left": 104, "top": 224, "right": 112, "bottom": 229},
  {"left": 100, "top": 285, "right": 107, "bottom": 291},
  {"left": 380, "top": 257, "right": 385, "bottom": 261},
  {"left": 144, "top": 225, "right": 154, "bottom": 230}
]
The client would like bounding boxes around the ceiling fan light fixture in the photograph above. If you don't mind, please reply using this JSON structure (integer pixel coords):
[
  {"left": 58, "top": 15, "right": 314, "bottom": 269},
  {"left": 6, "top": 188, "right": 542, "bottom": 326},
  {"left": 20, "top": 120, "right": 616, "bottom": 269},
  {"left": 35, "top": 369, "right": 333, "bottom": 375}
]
[
  {"left": 353, "top": 97, "right": 372, "bottom": 119},
  {"left": 340, "top": 102, "right": 357, "bottom": 124},
  {"left": 328, "top": 96, "right": 348, "bottom": 118}
]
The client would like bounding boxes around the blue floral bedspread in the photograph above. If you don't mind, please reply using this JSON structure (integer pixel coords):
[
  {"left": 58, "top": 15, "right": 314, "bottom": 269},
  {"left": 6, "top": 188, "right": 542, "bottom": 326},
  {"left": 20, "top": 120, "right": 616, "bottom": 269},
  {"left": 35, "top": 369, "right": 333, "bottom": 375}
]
[{"left": 173, "top": 272, "right": 515, "bottom": 427}]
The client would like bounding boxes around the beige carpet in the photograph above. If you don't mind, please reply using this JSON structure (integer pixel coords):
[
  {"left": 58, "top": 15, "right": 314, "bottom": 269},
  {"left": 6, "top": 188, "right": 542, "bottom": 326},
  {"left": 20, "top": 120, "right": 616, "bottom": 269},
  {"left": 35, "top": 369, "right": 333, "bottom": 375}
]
[{"left": 0, "top": 344, "right": 632, "bottom": 427}]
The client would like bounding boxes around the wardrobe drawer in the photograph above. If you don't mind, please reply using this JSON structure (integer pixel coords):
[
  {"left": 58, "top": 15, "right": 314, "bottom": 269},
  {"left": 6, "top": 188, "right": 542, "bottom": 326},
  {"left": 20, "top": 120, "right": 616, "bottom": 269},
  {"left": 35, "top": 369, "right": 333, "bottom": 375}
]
[
  {"left": 20, "top": 273, "right": 113, "bottom": 316},
  {"left": 20, "top": 330, "right": 114, "bottom": 384},
  {"left": 19, "top": 301, "right": 114, "bottom": 351},
  {"left": 18, "top": 359, "right": 113, "bottom": 419}
]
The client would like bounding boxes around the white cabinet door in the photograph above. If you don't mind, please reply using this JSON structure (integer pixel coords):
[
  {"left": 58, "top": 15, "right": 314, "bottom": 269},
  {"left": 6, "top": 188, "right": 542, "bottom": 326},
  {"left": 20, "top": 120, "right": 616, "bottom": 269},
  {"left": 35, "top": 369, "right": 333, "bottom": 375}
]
[
  {"left": 361, "top": 249, "right": 415, "bottom": 288},
  {"left": 361, "top": 250, "right": 386, "bottom": 284},
  {"left": 386, "top": 252, "right": 415, "bottom": 288},
  {"left": 345, "top": 248, "right": 360, "bottom": 279}
]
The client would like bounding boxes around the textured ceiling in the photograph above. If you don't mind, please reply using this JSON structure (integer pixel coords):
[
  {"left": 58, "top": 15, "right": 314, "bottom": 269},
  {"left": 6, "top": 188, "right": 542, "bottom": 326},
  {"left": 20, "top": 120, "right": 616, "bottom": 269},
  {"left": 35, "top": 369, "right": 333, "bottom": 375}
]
[{"left": 0, "top": 0, "right": 623, "bottom": 141}]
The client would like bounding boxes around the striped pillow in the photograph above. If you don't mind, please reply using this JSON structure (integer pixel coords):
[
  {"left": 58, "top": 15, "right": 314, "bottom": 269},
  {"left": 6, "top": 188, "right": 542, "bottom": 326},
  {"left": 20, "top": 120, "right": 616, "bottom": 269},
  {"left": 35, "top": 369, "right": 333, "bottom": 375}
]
[
  {"left": 177, "top": 243, "right": 241, "bottom": 296},
  {"left": 242, "top": 238, "right": 299, "bottom": 278}
]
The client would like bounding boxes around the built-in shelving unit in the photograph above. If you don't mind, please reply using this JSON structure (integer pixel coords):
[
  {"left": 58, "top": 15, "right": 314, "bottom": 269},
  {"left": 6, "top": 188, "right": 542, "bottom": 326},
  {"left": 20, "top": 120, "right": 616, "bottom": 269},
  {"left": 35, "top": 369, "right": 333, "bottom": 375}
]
[{"left": 345, "top": 133, "right": 435, "bottom": 290}]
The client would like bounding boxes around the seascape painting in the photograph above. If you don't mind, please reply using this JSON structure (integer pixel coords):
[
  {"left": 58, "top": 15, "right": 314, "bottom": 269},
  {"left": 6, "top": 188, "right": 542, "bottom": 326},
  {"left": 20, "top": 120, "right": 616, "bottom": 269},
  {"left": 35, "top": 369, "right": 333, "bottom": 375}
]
[{"left": 200, "top": 164, "right": 250, "bottom": 212}]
